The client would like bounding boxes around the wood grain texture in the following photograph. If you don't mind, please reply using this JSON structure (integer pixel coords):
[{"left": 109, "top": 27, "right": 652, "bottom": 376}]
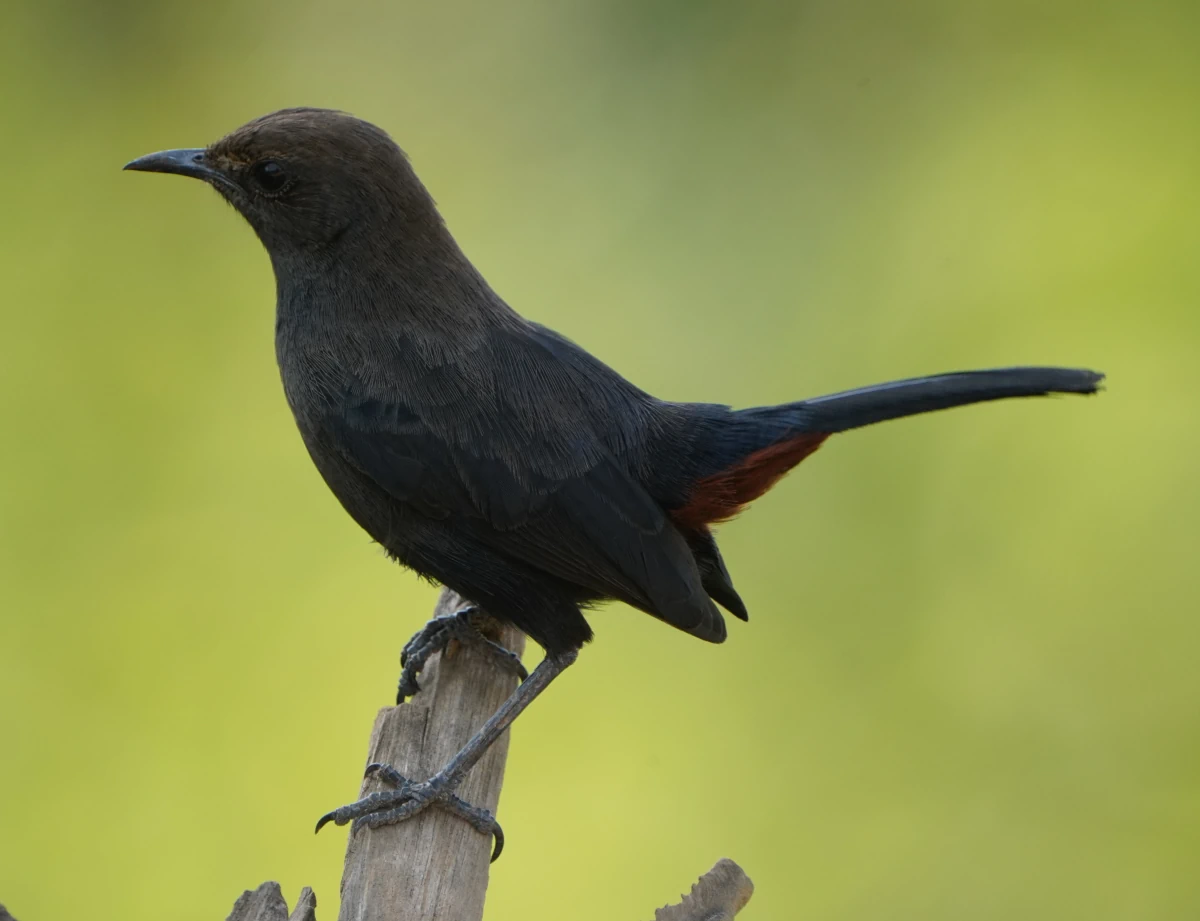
[
  {"left": 652, "top": 859, "right": 754, "bottom": 921},
  {"left": 205, "top": 586, "right": 753, "bottom": 920},
  {"left": 226, "top": 882, "right": 317, "bottom": 921},
  {"left": 336, "top": 588, "right": 526, "bottom": 921}
]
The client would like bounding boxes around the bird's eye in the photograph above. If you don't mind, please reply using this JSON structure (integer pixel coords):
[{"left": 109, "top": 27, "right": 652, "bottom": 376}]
[{"left": 250, "top": 160, "right": 290, "bottom": 194}]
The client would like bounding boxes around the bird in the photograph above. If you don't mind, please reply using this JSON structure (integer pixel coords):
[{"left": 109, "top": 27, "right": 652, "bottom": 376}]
[{"left": 125, "top": 107, "right": 1102, "bottom": 860}]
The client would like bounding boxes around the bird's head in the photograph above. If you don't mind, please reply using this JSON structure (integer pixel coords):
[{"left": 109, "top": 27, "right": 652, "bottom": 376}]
[{"left": 125, "top": 108, "right": 443, "bottom": 260}]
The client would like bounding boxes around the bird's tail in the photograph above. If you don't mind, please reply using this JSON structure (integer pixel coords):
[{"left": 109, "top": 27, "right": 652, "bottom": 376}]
[
  {"left": 794, "top": 366, "right": 1104, "bottom": 433},
  {"left": 672, "top": 365, "right": 1102, "bottom": 629},
  {"left": 672, "top": 366, "right": 1103, "bottom": 533}
]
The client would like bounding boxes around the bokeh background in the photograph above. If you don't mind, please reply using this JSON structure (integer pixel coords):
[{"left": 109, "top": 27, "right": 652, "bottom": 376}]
[{"left": 2, "top": 1, "right": 1198, "bottom": 918}]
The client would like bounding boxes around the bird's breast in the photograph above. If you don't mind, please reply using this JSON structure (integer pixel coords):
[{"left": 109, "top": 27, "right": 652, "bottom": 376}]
[{"left": 274, "top": 316, "right": 349, "bottom": 423}]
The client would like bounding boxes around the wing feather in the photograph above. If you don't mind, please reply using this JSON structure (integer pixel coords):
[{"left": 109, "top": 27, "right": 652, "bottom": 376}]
[{"left": 319, "top": 324, "right": 725, "bottom": 641}]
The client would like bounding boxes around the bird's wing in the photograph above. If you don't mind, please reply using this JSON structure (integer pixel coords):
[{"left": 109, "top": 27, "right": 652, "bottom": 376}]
[{"left": 319, "top": 324, "right": 723, "bottom": 641}]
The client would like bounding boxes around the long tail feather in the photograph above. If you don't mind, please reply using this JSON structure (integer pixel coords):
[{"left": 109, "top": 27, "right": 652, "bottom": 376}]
[{"left": 800, "top": 366, "right": 1103, "bottom": 432}]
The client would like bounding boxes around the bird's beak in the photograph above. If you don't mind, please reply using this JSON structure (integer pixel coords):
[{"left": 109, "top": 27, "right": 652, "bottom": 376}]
[{"left": 123, "top": 148, "right": 220, "bottom": 183}]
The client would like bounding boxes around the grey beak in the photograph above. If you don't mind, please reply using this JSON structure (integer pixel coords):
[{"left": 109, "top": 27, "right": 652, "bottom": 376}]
[{"left": 123, "top": 148, "right": 218, "bottom": 182}]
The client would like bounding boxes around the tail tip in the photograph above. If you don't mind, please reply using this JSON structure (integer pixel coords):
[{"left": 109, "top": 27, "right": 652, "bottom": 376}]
[{"left": 1080, "top": 369, "right": 1106, "bottom": 393}]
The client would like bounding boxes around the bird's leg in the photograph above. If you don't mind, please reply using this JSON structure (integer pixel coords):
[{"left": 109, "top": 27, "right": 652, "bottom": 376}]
[
  {"left": 396, "top": 604, "right": 528, "bottom": 703},
  {"left": 317, "top": 648, "right": 578, "bottom": 861}
]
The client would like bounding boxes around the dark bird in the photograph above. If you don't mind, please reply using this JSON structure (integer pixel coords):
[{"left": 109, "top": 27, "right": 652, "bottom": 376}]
[{"left": 125, "top": 108, "right": 1103, "bottom": 859}]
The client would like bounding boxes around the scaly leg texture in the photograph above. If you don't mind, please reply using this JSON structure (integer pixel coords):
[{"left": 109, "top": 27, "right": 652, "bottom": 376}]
[
  {"left": 317, "top": 649, "right": 578, "bottom": 861},
  {"left": 397, "top": 604, "right": 528, "bottom": 702},
  {"left": 317, "top": 763, "right": 507, "bottom": 859}
]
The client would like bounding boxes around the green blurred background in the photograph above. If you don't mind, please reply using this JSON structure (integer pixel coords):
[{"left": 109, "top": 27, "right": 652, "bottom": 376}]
[{"left": 2, "top": 1, "right": 1197, "bottom": 918}]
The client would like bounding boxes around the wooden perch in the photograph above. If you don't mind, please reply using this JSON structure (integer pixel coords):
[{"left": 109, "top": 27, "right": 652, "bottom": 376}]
[
  {"left": 652, "top": 859, "right": 754, "bottom": 921},
  {"left": 336, "top": 588, "right": 526, "bottom": 921},
  {"left": 0, "top": 588, "right": 755, "bottom": 921},
  {"left": 2, "top": 861, "right": 753, "bottom": 921},
  {"left": 219, "top": 859, "right": 753, "bottom": 921},
  {"left": 226, "top": 882, "right": 317, "bottom": 921}
]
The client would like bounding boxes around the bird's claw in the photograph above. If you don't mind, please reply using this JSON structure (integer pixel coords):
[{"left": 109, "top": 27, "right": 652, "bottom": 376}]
[
  {"left": 315, "top": 762, "right": 505, "bottom": 862},
  {"left": 397, "top": 605, "right": 527, "bottom": 703}
]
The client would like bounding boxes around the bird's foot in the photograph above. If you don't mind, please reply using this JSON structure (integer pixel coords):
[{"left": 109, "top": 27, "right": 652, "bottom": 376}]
[
  {"left": 322, "top": 652, "right": 577, "bottom": 864},
  {"left": 397, "top": 604, "right": 527, "bottom": 702},
  {"left": 315, "top": 763, "right": 505, "bottom": 861}
]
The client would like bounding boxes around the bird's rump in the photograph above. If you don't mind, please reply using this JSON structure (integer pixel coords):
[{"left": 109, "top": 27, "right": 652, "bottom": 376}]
[{"left": 669, "top": 431, "right": 831, "bottom": 531}]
